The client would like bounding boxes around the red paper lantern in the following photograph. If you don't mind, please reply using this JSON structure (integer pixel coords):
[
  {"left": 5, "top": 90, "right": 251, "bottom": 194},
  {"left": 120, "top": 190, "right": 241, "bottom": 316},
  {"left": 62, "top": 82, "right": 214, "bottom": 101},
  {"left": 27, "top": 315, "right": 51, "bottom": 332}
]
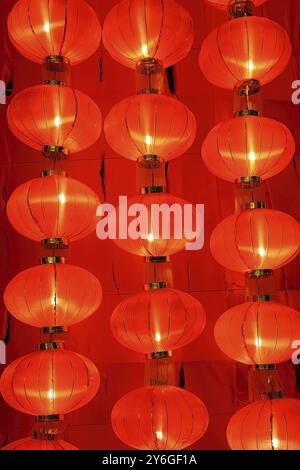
[
  {"left": 206, "top": 0, "right": 266, "bottom": 10},
  {"left": 0, "top": 346, "right": 100, "bottom": 416},
  {"left": 227, "top": 398, "right": 300, "bottom": 450},
  {"left": 202, "top": 116, "right": 295, "bottom": 182},
  {"left": 215, "top": 301, "right": 300, "bottom": 365},
  {"left": 199, "top": 16, "right": 291, "bottom": 89},
  {"left": 111, "top": 288, "right": 206, "bottom": 353},
  {"left": 8, "top": 84, "right": 102, "bottom": 156},
  {"left": 210, "top": 209, "right": 300, "bottom": 273},
  {"left": 105, "top": 94, "right": 196, "bottom": 162},
  {"left": 112, "top": 386, "right": 209, "bottom": 450},
  {"left": 112, "top": 193, "right": 198, "bottom": 257},
  {"left": 4, "top": 263, "right": 102, "bottom": 328},
  {"left": 8, "top": 0, "right": 101, "bottom": 65},
  {"left": 103, "top": 0, "right": 194, "bottom": 69},
  {"left": 7, "top": 175, "right": 100, "bottom": 244},
  {"left": 1, "top": 438, "right": 78, "bottom": 451}
]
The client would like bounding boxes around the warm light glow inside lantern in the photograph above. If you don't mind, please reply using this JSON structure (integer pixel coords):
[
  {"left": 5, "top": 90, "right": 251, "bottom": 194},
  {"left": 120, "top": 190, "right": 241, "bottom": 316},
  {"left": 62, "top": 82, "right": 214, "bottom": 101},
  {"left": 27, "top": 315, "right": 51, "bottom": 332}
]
[
  {"left": 8, "top": 84, "right": 102, "bottom": 157},
  {"left": 227, "top": 398, "right": 300, "bottom": 450},
  {"left": 103, "top": 0, "right": 194, "bottom": 69},
  {"left": 8, "top": 0, "right": 102, "bottom": 65},
  {"left": 112, "top": 193, "right": 198, "bottom": 257},
  {"left": 112, "top": 386, "right": 209, "bottom": 450},
  {"left": 214, "top": 301, "right": 300, "bottom": 364},
  {"left": 210, "top": 208, "right": 300, "bottom": 273},
  {"left": 201, "top": 116, "right": 295, "bottom": 182},
  {"left": 104, "top": 93, "right": 196, "bottom": 162},
  {"left": 199, "top": 16, "right": 291, "bottom": 89},
  {"left": 4, "top": 263, "right": 102, "bottom": 328},
  {"left": 7, "top": 174, "right": 100, "bottom": 244},
  {"left": 111, "top": 288, "right": 206, "bottom": 353},
  {"left": 0, "top": 344, "right": 100, "bottom": 416}
]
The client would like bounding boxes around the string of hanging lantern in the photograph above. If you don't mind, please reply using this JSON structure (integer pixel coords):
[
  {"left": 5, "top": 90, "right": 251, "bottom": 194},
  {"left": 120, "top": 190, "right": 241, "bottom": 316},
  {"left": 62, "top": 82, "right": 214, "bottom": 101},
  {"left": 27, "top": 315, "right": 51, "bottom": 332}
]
[
  {"left": 0, "top": 0, "right": 103, "bottom": 451},
  {"left": 200, "top": 0, "right": 300, "bottom": 450},
  {"left": 103, "top": 0, "right": 209, "bottom": 451}
]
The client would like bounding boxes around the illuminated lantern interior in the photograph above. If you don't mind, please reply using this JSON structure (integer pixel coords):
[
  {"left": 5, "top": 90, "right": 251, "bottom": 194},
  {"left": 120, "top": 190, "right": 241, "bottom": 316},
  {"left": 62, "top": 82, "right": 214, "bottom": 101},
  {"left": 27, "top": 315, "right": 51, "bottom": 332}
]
[
  {"left": 111, "top": 288, "right": 206, "bottom": 353},
  {"left": 8, "top": 0, "right": 102, "bottom": 65},
  {"left": 0, "top": 346, "right": 100, "bottom": 416},
  {"left": 227, "top": 399, "right": 300, "bottom": 450},
  {"left": 112, "top": 386, "right": 209, "bottom": 450},
  {"left": 214, "top": 301, "right": 300, "bottom": 365},
  {"left": 4, "top": 263, "right": 103, "bottom": 328},
  {"left": 210, "top": 209, "right": 300, "bottom": 273},
  {"left": 103, "top": 0, "right": 194, "bottom": 69},
  {"left": 199, "top": 16, "right": 291, "bottom": 89}
]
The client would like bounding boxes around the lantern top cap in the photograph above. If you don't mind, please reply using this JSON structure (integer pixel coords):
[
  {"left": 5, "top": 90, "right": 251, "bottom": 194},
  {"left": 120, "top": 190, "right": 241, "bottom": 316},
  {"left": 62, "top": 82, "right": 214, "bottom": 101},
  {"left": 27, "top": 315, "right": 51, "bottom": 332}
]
[
  {"left": 38, "top": 341, "right": 64, "bottom": 351},
  {"left": 229, "top": 0, "right": 254, "bottom": 18}
]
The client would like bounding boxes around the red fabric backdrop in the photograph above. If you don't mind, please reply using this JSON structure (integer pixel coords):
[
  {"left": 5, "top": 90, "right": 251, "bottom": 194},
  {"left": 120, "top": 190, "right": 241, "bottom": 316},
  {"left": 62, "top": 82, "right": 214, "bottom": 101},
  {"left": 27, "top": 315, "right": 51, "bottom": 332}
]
[{"left": 0, "top": 0, "right": 300, "bottom": 450}]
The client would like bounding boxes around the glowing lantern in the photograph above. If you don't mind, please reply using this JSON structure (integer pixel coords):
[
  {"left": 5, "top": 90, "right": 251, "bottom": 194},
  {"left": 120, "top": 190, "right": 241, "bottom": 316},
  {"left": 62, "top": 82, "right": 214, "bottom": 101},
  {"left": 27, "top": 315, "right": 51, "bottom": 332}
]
[
  {"left": 0, "top": 345, "right": 100, "bottom": 416},
  {"left": 111, "top": 288, "right": 206, "bottom": 353},
  {"left": 227, "top": 398, "right": 300, "bottom": 450},
  {"left": 7, "top": 175, "right": 100, "bottom": 244},
  {"left": 112, "top": 386, "right": 209, "bottom": 450},
  {"left": 1, "top": 438, "right": 78, "bottom": 450},
  {"left": 112, "top": 193, "right": 198, "bottom": 257},
  {"left": 214, "top": 301, "right": 300, "bottom": 365},
  {"left": 199, "top": 16, "right": 291, "bottom": 89},
  {"left": 4, "top": 263, "right": 102, "bottom": 328},
  {"left": 8, "top": 0, "right": 101, "bottom": 65},
  {"left": 210, "top": 209, "right": 300, "bottom": 273},
  {"left": 202, "top": 116, "right": 295, "bottom": 182},
  {"left": 105, "top": 94, "right": 196, "bottom": 162},
  {"left": 8, "top": 84, "right": 102, "bottom": 156},
  {"left": 103, "top": 0, "right": 194, "bottom": 69}
]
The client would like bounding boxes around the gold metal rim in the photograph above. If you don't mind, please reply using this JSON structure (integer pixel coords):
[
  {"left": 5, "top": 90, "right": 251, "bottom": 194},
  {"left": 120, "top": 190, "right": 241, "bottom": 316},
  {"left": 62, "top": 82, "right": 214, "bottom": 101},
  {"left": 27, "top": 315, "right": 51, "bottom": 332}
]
[
  {"left": 43, "top": 145, "right": 68, "bottom": 161},
  {"left": 240, "top": 176, "right": 261, "bottom": 184},
  {"left": 136, "top": 58, "right": 163, "bottom": 75},
  {"left": 250, "top": 294, "right": 273, "bottom": 302},
  {"left": 238, "top": 109, "right": 259, "bottom": 117},
  {"left": 41, "top": 326, "right": 68, "bottom": 335},
  {"left": 247, "top": 269, "right": 273, "bottom": 279},
  {"left": 43, "top": 79, "right": 65, "bottom": 86},
  {"left": 246, "top": 201, "right": 266, "bottom": 210},
  {"left": 140, "top": 186, "right": 167, "bottom": 194},
  {"left": 44, "top": 55, "right": 69, "bottom": 64},
  {"left": 145, "top": 256, "right": 170, "bottom": 264},
  {"left": 42, "top": 169, "right": 67, "bottom": 177},
  {"left": 140, "top": 155, "right": 160, "bottom": 162},
  {"left": 42, "top": 238, "right": 69, "bottom": 250},
  {"left": 147, "top": 351, "right": 173, "bottom": 360},
  {"left": 144, "top": 282, "right": 168, "bottom": 291},
  {"left": 40, "top": 256, "right": 66, "bottom": 265},
  {"left": 255, "top": 364, "right": 276, "bottom": 371},
  {"left": 43, "top": 145, "right": 64, "bottom": 152},
  {"left": 38, "top": 341, "right": 64, "bottom": 351},
  {"left": 36, "top": 414, "right": 65, "bottom": 422}
]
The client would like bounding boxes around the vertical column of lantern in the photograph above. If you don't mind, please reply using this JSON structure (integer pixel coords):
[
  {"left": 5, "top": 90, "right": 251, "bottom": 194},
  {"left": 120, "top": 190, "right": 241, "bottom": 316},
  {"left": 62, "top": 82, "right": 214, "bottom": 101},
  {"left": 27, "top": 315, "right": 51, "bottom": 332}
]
[
  {"left": 103, "top": 0, "right": 209, "bottom": 451},
  {"left": 0, "top": 0, "right": 103, "bottom": 451},
  {"left": 200, "top": 0, "right": 300, "bottom": 450}
]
